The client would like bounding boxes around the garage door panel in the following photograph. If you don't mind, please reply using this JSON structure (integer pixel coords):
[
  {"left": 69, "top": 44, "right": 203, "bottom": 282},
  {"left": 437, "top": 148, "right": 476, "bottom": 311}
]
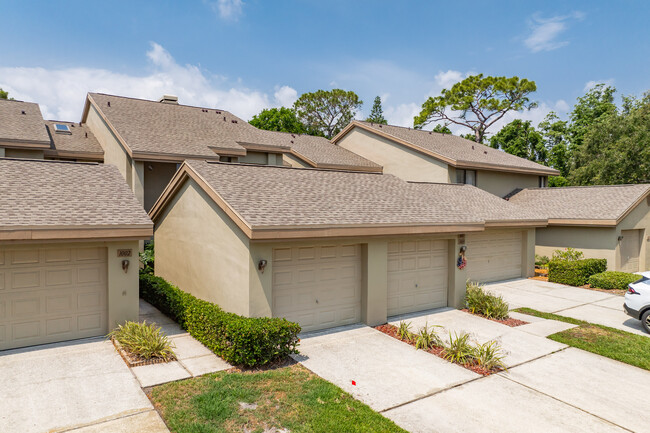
[
  {"left": 388, "top": 239, "right": 448, "bottom": 317},
  {"left": 0, "top": 246, "right": 108, "bottom": 350},
  {"left": 466, "top": 231, "right": 523, "bottom": 283},
  {"left": 272, "top": 244, "right": 361, "bottom": 332}
]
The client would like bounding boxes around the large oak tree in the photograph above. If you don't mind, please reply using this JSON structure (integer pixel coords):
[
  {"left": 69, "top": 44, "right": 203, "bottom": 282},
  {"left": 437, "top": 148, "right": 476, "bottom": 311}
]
[{"left": 293, "top": 89, "right": 362, "bottom": 139}]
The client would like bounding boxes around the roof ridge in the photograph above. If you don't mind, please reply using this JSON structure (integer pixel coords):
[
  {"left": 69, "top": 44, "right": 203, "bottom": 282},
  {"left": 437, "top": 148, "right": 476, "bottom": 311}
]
[
  {"left": 523, "top": 184, "right": 650, "bottom": 191},
  {"left": 201, "top": 160, "right": 384, "bottom": 175},
  {"left": 0, "top": 157, "right": 99, "bottom": 166},
  {"left": 89, "top": 92, "right": 234, "bottom": 114},
  {"left": 358, "top": 120, "right": 449, "bottom": 136}
]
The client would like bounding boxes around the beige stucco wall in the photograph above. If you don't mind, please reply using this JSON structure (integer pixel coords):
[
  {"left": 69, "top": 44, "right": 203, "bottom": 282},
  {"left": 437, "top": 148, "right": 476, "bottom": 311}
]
[
  {"left": 337, "top": 128, "right": 450, "bottom": 183},
  {"left": 3, "top": 148, "right": 45, "bottom": 159},
  {"left": 239, "top": 151, "right": 283, "bottom": 166},
  {"left": 476, "top": 170, "right": 540, "bottom": 198},
  {"left": 144, "top": 162, "right": 178, "bottom": 211},
  {"left": 535, "top": 226, "right": 618, "bottom": 270},
  {"left": 617, "top": 198, "right": 650, "bottom": 271},
  {"left": 154, "top": 178, "right": 252, "bottom": 316}
]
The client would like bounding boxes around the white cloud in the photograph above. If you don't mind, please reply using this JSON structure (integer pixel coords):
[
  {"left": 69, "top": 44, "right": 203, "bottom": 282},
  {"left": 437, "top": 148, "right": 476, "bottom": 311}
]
[
  {"left": 0, "top": 42, "right": 296, "bottom": 121},
  {"left": 208, "top": 0, "right": 244, "bottom": 20},
  {"left": 434, "top": 70, "right": 466, "bottom": 90},
  {"left": 524, "top": 12, "right": 584, "bottom": 53},
  {"left": 583, "top": 79, "right": 615, "bottom": 91},
  {"left": 383, "top": 102, "right": 420, "bottom": 127},
  {"left": 273, "top": 85, "right": 298, "bottom": 107}
]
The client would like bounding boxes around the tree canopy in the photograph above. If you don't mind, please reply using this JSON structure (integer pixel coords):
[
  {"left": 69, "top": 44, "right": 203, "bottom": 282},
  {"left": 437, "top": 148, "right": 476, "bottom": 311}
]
[
  {"left": 489, "top": 119, "right": 546, "bottom": 163},
  {"left": 432, "top": 124, "right": 452, "bottom": 134},
  {"left": 0, "top": 88, "right": 12, "bottom": 100},
  {"left": 249, "top": 107, "right": 306, "bottom": 134},
  {"left": 414, "top": 74, "right": 537, "bottom": 143},
  {"left": 366, "top": 96, "right": 387, "bottom": 124},
  {"left": 293, "top": 89, "right": 362, "bottom": 139}
]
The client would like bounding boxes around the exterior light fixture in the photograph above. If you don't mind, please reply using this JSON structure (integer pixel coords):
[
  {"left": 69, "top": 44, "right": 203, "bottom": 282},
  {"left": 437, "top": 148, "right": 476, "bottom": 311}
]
[{"left": 258, "top": 259, "right": 268, "bottom": 273}]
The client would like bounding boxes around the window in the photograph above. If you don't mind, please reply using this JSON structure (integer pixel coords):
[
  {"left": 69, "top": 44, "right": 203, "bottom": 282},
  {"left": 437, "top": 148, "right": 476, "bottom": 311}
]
[
  {"left": 456, "top": 169, "right": 477, "bottom": 186},
  {"left": 539, "top": 176, "right": 547, "bottom": 188},
  {"left": 53, "top": 123, "right": 71, "bottom": 134}
]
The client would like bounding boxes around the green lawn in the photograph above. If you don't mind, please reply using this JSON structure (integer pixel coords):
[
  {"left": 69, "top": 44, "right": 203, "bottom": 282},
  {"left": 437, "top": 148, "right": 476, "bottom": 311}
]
[
  {"left": 150, "top": 364, "right": 407, "bottom": 433},
  {"left": 514, "top": 307, "right": 650, "bottom": 371}
]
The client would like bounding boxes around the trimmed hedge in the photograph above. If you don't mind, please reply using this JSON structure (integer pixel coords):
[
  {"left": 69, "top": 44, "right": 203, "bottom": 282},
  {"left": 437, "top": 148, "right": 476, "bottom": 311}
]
[
  {"left": 548, "top": 259, "right": 607, "bottom": 286},
  {"left": 588, "top": 271, "right": 641, "bottom": 291},
  {"left": 139, "top": 273, "right": 300, "bottom": 367}
]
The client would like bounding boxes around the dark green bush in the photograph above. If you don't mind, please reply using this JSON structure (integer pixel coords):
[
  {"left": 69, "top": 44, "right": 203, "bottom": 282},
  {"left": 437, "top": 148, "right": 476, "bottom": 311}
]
[
  {"left": 139, "top": 273, "right": 301, "bottom": 367},
  {"left": 588, "top": 271, "right": 641, "bottom": 290},
  {"left": 548, "top": 259, "right": 607, "bottom": 286}
]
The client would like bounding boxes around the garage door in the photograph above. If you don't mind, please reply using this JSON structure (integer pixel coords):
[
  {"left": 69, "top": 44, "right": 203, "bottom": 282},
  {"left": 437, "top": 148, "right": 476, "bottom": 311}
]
[
  {"left": 466, "top": 230, "right": 522, "bottom": 283},
  {"left": 272, "top": 244, "right": 361, "bottom": 332},
  {"left": 388, "top": 240, "right": 448, "bottom": 317},
  {"left": 0, "top": 246, "right": 108, "bottom": 351},
  {"left": 620, "top": 230, "right": 641, "bottom": 273}
]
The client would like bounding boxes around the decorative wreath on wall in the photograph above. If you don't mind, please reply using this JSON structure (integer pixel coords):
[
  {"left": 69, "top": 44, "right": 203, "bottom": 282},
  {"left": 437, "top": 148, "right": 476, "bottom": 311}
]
[{"left": 457, "top": 256, "right": 467, "bottom": 270}]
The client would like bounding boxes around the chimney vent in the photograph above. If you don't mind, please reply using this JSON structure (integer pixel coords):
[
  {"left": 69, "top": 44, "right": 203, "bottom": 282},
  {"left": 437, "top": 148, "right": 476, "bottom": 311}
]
[{"left": 158, "top": 94, "right": 179, "bottom": 105}]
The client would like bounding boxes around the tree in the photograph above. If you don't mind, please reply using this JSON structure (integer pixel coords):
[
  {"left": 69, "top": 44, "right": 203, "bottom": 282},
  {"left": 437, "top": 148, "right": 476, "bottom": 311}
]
[
  {"left": 293, "top": 89, "right": 363, "bottom": 139},
  {"left": 489, "top": 119, "right": 546, "bottom": 163},
  {"left": 568, "top": 83, "right": 617, "bottom": 153},
  {"left": 432, "top": 124, "right": 452, "bottom": 134},
  {"left": 538, "top": 112, "right": 570, "bottom": 177},
  {"left": 249, "top": 107, "right": 305, "bottom": 134},
  {"left": 0, "top": 88, "right": 13, "bottom": 100},
  {"left": 366, "top": 96, "right": 387, "bottom": 124},
  {"left": 414, "top": 74, "right": 537, "bottom": 143},
  {"left": 569, "top": 92, "right": 650, "bottom": 185}
]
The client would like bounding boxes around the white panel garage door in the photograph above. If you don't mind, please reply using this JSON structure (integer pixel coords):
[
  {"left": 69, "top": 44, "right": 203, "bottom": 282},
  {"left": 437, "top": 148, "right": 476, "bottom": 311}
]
[
  {"left": 466, "top": 230, "right": 522, "bottom": 283},
  {"left": 0, "top": 246, "right": 108, "bottom": 351},
  {"left": 388, "top": 240, "right": 448, "bottom": 317},
  {"left": 272, "top": 244, "right": 361, "bottom": 332},
  {"left": 620, "top": 229, "right": 641, "bottom": 273}
]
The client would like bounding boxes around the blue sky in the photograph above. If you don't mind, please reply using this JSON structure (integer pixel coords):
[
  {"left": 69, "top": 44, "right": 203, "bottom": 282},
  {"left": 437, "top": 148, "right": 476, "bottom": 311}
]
[{"left": 1, "top": 0, "right": 648, "bottom": 134}]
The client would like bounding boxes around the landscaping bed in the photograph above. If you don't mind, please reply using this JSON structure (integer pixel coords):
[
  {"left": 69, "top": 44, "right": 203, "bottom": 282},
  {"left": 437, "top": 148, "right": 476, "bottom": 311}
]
[
  {"left": 111, "top": 337, "right": 175, "bottom": 367},
  {"left": 459, "top": 309, "right": 528, "bottom": 327},
  {"left": 149, "top": 364, "right": 407, "bottom": 433},
  {"left": 375, "top": 323, "right": 503, "bottom": 376},
  {"left": 109, "top": 320, "right": 176, "bottom": 367},
  {"left": 514, "top": 307, "right": 650, "bottom": 371}
]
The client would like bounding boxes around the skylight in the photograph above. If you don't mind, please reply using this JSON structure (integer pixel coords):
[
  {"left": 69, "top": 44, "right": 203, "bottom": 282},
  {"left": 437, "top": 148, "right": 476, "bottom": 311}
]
[{"left": 53, "top": 123, "right": 71, "bottom": 134}]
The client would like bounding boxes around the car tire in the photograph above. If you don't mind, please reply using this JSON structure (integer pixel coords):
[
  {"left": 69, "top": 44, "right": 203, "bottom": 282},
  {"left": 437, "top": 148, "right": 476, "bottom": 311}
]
[{"left": 642, "top": 310, "right": 650, "bottom": 334}]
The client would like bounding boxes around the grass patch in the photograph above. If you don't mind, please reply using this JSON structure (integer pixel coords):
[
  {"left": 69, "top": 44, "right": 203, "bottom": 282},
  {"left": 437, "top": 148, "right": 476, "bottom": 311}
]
[
  {"left": 151, "top": 364, "right": 407, "bottom": 433},
  {"left": 513, "top": 308, "right": 650, "bottom": 371}
]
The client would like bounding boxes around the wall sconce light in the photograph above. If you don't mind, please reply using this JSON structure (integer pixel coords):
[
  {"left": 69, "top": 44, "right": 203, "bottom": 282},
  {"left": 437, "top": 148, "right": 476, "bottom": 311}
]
[
  {"left": 618, "top": 235, "right": 624, "bottom": 241},
  {"left": 147, "top": 164, "right": 153, "bottom": 171},
  {"left": 122, "top": 259, "right": 130, "bottom": 273},
  {"left": 258, "top": 259, "right": 267, "bottom": 273},
  {"left": 459, "top": 245, "right": 467, "bottom": 254}
]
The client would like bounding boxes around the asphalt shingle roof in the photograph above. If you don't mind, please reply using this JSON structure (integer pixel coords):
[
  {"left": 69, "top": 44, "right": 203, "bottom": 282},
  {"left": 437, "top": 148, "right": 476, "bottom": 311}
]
[
  {"left": 0, "top": 158, "right": 152, "bottom": 229},
  {"left": 348, "top": 121, "right": 558, "bottom": 175},
  {"left": 45, "top": 120, "right": 103, "bottom": 157},
  {"left": 184, "top": 161, "right": 536, "bottom": 229},
  {"left": 408, "top": 182, "right": 542, "bottom": 223},
  {"left": 0, "top": 99, "right": 50, "bottom": 145},
  {"left": 508, "top": 184, "right": 650, "bottom": 221}
]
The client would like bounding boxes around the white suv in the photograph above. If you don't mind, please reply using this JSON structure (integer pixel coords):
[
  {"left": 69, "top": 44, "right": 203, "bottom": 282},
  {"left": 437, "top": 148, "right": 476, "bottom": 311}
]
[{"left": 624, "top": 272, "right": 650, "bottom": 333}]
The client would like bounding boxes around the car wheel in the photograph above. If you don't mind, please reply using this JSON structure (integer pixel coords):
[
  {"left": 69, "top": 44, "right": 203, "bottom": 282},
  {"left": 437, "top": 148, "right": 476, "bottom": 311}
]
[{"left": 643, "top": 310, "right": 650, "bottom": 334}]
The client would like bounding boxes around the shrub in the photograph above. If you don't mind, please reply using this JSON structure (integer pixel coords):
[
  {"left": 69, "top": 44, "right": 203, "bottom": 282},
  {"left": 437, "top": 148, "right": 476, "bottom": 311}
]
[
  {"left": 139, "top": 242, "right": 155, "bottom": 274},
  {"left": 398, "top": 321, "right": 412, "bottom": 341},
  {"left": 109, "top": 321, "right": 175, "bottom": 361},
  {"left": 414, "top": 323, "right": 442, "bottom": 350},
  {"left": 552, "top": 247, "right": 584, "bottom": 262},
  {"left": 588, "top": 271, "right": 641, "bottom": 291},
  {"left": 139, "top": 273, "right": 300, "bottom": 367},
  {"left": 548, "top": 259, "right": 607, "bottom": 286},
  {"left": 443, "top": 331, "right": 475, "bottom": 364},
  {"left": 535, "top": 254, "right": 550, "bottom": 267},
  {"left": 474, "top": 340, "right": 507, "bottom": 371},
  {"left": 465, "top": 281, "right": 510, "bottom": 320}
]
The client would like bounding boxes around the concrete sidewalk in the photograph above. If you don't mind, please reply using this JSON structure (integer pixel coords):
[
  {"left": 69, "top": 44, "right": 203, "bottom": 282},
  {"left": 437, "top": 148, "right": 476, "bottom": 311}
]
[{"left": 484, "top": 278, "right": 648, "bottom": 336}]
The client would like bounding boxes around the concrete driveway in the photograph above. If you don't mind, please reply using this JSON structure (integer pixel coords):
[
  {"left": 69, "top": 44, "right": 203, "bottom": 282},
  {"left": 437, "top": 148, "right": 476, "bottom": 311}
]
[
  {"left": 0, "top": 338, "right": 168, "bottom": 433},
  {"left": 484, "top": 278, "right": 648, "bottom": 337},
  {"left": 295, "top": 308, "right": 650, "bottom": 432}
]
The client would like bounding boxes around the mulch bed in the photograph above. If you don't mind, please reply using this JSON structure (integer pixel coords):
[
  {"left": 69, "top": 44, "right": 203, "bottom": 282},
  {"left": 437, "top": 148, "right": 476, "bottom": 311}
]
[
  {"left": 460, "top": 309, "right": 528, "bottom": 327},
  {"left": 375, "top": 324, "right": 496, "bottom": 376},
  {"left": 111, "top": 337, "right": 176, "bottom": 367}
]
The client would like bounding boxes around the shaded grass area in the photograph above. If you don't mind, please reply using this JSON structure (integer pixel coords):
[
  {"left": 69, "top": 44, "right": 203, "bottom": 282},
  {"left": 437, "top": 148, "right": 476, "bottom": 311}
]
[
  {"left": 514, "top": 308, "right": 650, "bottom": 371},
  {"left": 150, "top": 364, "right": 407, "bottom": 433}
]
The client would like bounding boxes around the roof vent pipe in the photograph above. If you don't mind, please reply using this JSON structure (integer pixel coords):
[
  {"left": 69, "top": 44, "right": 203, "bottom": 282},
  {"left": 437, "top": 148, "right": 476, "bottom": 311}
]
[{"left": 158, "top": 95, "right": 179, "bottom": 104}]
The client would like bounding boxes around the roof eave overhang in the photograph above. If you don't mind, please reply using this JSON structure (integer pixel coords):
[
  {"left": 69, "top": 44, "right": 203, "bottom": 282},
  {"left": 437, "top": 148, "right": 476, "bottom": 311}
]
[
  {"left": 485, "top": 220, "right": 548, "bottom": 228},
  {"left": 44, "top": 149, "right": 104, "bottom": 160},
  {"left": 238, "top": 142, "right": 291, "bottom": 153},
  {"left": 0, "top": 139, "right": 51, "bottom": 149},
  {"left": 0, "top": 225, "right": 153, "bottom": 242},
  {"left": 132, "top": 151, "right": 222, "bottom": 163},
  {"left": 547, "top": 219, "right": 618, "bottom": 227}
]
